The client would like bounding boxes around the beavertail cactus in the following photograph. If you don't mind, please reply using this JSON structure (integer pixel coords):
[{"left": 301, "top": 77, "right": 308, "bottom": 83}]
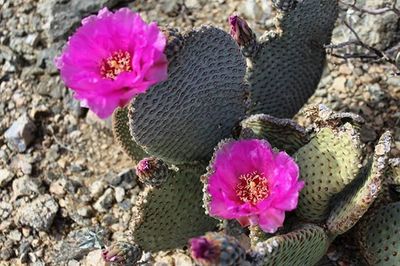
[
  {"left": 243, "top": 0, "right": 339, "bottom": 118},
  {"left": 326, "top": 131, "right": 392, "bottom": 236},
  {"left": 130, "top": 164, "right": 217, "bottom": 251},
  {"left": 240, "top": 114, "right": 308, "bottom": 154},
  {"left": 128, "top": 25, "right": 248, "bottom": 164},
  {"left": 356, "top": 201, "right": 400, "bottom": 265},
  {"left": 253, "top": 224, "right": 330, "bottom": 266},
  {"left": 294, "top": 123, "right": 364, "bottom": 222},
  {"left": 54, "top": 2, "right": 400, "bottom": 265}
]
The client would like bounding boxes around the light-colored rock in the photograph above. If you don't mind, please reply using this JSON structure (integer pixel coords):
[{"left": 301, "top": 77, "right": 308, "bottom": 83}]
[
  {"left": 0, "top": 168, "right": 14, "bottom": 188},
  {"left": 93, "top": 188, "right": 114, "bottom": 213},
  {"left": 4, "top": 113, "right": 37, "bottom": 152},
  {"left": 17, "top": 194, "right": 59, "bottom": 231},
  {"left": 84, "top": 249, "right": 106, "bottom": 266}
]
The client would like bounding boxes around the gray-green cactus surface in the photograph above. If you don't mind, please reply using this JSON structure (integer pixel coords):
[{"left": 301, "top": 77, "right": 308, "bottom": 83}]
[
  {"left": 129, "top": 25, "right": 248, "bottom": 164},
  {"left": 246, "top": 0, "right": 338, "bottom": 118},
  {"left": 295, "top": 124, "right": 363, "bottom": 222},
  {"left": 130, "top": 164, "right": 217, "bottom": 251}
]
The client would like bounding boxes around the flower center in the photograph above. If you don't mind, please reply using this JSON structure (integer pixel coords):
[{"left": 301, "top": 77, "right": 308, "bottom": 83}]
[
  {"left": 100, "top": 50, "right": 132, "bottom": 80},
  {"left": 235, "top": 171, "right": 269, "bottom": 205}
]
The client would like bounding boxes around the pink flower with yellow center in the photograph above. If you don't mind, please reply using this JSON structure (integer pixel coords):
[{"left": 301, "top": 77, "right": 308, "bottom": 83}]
[
  {"left": 55, "top": 8, "right": 168, "bottom": 119},
  {"left": 204, "top": 139, "right": 304, "bottom": 233}
]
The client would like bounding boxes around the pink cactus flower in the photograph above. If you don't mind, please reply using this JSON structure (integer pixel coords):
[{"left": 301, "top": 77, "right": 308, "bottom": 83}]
[
  {"left": 55, "top": 8, "right": 168, "bottom": 119},
  {"left": 205, "top": 139, "right": 304, "bottom": 233}
]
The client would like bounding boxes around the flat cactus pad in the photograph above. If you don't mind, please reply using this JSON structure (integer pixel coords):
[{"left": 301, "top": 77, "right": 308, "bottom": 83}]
[
  {"left": 129, "top": 26, "right": 247, "bottom": 164},
  {"left": 130, "top": 164, "right": 217, "bottom": 251},
  {"left": 253, "top": 224, "right": 330, "bottom": 266},
  {"left": 326, "top": 131, "right": 392, "bottom": 236},
  {"left": 240, "top": 114, "right": 308, "bottom": 155},
  {"left": 112, "top": 107, "right": 147, "bottom": 161},
  {"left": 247, "top": 0, "right": 338, "bottom": 118},
  {"left": 295, "top": 124, "right": 363, "bottom": 222},
  {"left": 357, "top": 201, "right": 400, "bottom": 265}
]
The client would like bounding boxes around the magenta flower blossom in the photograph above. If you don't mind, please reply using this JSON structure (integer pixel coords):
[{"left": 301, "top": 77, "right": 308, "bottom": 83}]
[
  {"left": 55, "top": 8, "right": 168, "bottom": 119},
  {"left": 204, "top": 139, "right": 304, "bottom": 233}
]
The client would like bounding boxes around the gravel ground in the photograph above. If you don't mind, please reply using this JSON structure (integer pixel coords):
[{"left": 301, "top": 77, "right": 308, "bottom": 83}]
[{"left": 0, "top": 0, "right": 399, "bottom": 265}]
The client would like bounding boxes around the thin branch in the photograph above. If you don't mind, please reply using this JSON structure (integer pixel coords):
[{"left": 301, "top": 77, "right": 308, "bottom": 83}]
[
  {"left": 339, "top": 0, "right": 400, "bottom": 16},
  {"left": 325, "top": 15, "right": 399, "bottom": 74}
]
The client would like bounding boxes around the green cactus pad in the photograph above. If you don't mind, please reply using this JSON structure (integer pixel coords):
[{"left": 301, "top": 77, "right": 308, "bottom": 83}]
[
  {"left": 130, "top": 164, "right": 217, "bottom": 251},
  {"left": 253, "top": 224, "right": 329, "bottom": 266},
  {"left": 247, "top": 0, "right": 338, "bottom": 118},
  {"left": 326, "top": 131, "right": 392, "bottom": 236},
  {"left": 295, "top": 124, "right": 363, "bottom": 222},
  {"left": 129, "top": 26, "right": 247, "bottom": 164},
  {"left": 240, "top": 114, "right": 308, "bottom": 155},
  {"left": 357, "top": 201, "right": 400, "bottom": 265},
  {"left": 112, "top": 107, "right": 147, "bottom": 161}
]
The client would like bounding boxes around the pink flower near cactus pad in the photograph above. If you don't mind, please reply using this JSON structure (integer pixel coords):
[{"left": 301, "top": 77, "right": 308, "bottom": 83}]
[
  {"left": 205, "top": 139, "right": 304, "bottom": 233},
  {"left": 55, "top": 8, "right": 168, "bottom": 119}
]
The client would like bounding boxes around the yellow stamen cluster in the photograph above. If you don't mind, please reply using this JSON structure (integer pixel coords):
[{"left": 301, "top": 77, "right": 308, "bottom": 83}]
[
  {"left": 236, "top": 171, "right": 269, "bottom": 205},
  {"left": 100, "top": 51, "right": 132, "bottom": 79}
]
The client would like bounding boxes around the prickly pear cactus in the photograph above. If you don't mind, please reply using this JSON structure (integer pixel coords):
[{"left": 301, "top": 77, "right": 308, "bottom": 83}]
[
  {"left": 246, "top": 0, "right": 338, "bottom": 117},
  {"left": 128, "top": 26, "right": 248, "bottom": 164},
  {"left": 294, "top": 123, "right": 363, "bottom": 222},
  {"left": 112, "top": 107, "right": 147, "bottom": 161},
  {"left": 130, "top": 164, "right": 217, "bottom": 251},
  {"left": 240, "top": 114, "right": 308, "bottom": 155},
  {"left": 253, "top": 224, "right": 330, "bottom": 266},
  {"left": 326, "top": 131, "right": 392, "bottom": 236},
  {"left": 357, "top": 201, "right": 400, "bottom": 265}
]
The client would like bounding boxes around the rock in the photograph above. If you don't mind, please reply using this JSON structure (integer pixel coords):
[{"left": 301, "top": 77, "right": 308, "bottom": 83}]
[
  {"left": 0, "top": 240, "right": 14, "bottom": 260},
  {"left": 85, "top": 110, "right": 112, "bottom": 129},
  {"left": 76, "top": 206, "right": 94, "bottom": 218},
  {"left": 238, "top": 0, "right": 263, "bottom": 21},
  {"left": 12, "top": 176, "right": 41, "bottom": 199},
  {"left": 10, "top": 154, "right": 33, "bottom": 175},
  {"left": 8, "top": 229, "right": 22, "bottom": 242},
  {"left": 38, "top": 0, "right": 129, "bottom": 43},
  {"left": 185, "top": 0, "right": 201, "bottom": 9},
  {"left": 108, "top": 169, "right": 137, "bottom": 189},
  {"left": 49, "top": 178, "right": 69, "bottom": 196},
  {"left": 114, "top": 187, "right": 125, "bottom": 203},
  {"left": 84, "top": 249, "right": 106, "bottom": 266},
  {"left": 172, "top": 253, "right": 193, "bottom": 266},
  {"left": 4, "top": 113, "right": 37, "bottom": 152},
  {"left": 331, "top": 76, "right": 347, "bottom": 93},
  {"left": 0, "top": 201, "right": 13, "bottom": 220},
  {"left": 0, "top": 168, "right": 14, "bottom": 188},
  {"left": 89, "top": 180, "right": 107, "bottom": 199},
  {"left": 16, "top": 194, "right": 59, "bottom": 231},
  {"left": 367, "top": 83, "right": 385, "bottom": 103},
  {"left": 93, "top": 188, "right": 114, "bottom": 213},
  {"left": 332, "top": 0, "right": 400, "bottom": 50},
  {"left": 159, "top": 0, "right": 182, "bottom": 14}
]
